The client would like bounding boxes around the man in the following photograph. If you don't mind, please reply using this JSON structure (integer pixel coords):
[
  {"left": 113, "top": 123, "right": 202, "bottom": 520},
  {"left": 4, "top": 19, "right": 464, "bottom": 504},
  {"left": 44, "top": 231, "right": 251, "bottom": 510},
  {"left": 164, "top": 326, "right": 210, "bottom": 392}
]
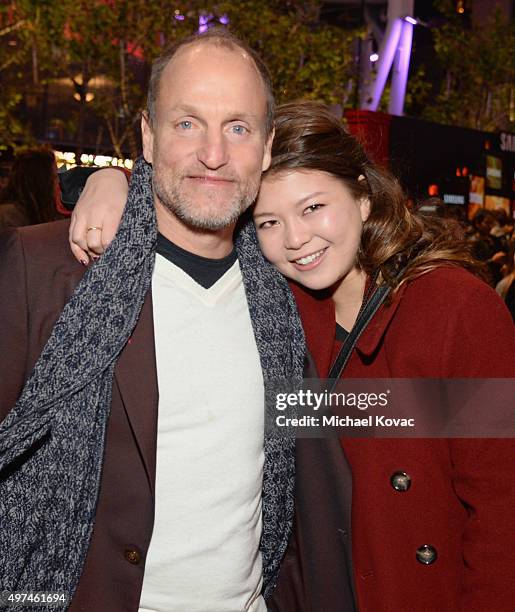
[{"left": 0, "top": 30, "right": 305, "bottom": 611}]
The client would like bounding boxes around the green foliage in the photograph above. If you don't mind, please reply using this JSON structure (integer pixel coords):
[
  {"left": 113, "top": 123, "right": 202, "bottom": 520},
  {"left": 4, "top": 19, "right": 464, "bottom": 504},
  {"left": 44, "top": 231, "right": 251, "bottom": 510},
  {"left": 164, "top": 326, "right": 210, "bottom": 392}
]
[
  {"left": 1, "top": 0, "right": 360, "bottom": 153},
  {"left": 3, "top": 0, "right": 513, "bottom": 151},
  {"left": 215, "top": 0, "right": 357, "bottom": 105},
  {"left": 403, "top": 65, "right": 432, "bottom": 116},
  {"left": 421, "top": 7, "right": 515, "bottom": 131},
  {"left": 0, "top": 3, "right": 36, "bottom": 146}
]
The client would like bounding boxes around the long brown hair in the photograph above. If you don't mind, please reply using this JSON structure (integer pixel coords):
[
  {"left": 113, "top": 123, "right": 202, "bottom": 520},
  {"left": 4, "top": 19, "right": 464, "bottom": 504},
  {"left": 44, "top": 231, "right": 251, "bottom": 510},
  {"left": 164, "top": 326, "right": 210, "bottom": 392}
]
[
  {"left": 264, "top": 101, "right": 484, "bottom": 289},
  {"left": 0, "top": 147, "right": 59, "bottom": 225}
]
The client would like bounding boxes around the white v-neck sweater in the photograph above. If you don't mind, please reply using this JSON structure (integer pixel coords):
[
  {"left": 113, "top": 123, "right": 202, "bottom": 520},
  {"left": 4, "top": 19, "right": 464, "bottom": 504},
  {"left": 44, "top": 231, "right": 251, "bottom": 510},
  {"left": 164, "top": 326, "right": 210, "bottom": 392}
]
[{"left": 139, "top": 254, "right": 266, "bottom": 612}]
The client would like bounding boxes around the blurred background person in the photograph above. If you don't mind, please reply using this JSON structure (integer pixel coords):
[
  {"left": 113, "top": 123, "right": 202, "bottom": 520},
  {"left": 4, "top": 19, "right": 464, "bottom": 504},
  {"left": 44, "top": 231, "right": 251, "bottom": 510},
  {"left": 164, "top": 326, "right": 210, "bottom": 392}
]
[
  {"left": 490, "top": 209, "right": 513, "bottom": 246},
  {"left": 0, "top": 163, "right": 12, "bottom": 195},
  {"left": 469, "top": 209, "right": 508, "bottom": 285},
  {"left": 0, "top": 147, "right": 62, "bottom": 232}
]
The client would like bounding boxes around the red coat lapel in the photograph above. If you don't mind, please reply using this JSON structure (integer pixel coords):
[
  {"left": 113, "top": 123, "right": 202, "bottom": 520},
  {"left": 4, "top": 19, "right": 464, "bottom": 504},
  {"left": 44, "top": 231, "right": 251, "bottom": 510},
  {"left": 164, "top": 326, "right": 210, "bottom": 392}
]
[
  {"left": 292, "top": 280, "right": 407, "bottom": 374},
  {"left": 354, "top": 284, "right": 405, "bottom": 357},
  {"left": 290, "top": 281, "right": 336, "bottom": 378}
]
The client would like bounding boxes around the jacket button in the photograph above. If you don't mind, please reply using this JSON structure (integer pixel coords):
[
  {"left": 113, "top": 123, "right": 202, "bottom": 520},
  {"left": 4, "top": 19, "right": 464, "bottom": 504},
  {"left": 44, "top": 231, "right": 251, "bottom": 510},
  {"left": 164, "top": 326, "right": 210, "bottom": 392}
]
[
  {"left": 390, "top": 471, "right": 411, "bottom": 492},
  {"left": 124, "top": 547, "right": 141, "bottom": 565},
  {"left": 416, "top": 544, "right": 437, "bottom": 565}
]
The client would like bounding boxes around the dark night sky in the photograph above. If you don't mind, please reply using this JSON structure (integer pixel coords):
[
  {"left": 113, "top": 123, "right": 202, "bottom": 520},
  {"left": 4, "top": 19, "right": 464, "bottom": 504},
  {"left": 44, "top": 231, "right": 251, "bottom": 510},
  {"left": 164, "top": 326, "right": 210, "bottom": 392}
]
[
  {"left": 319, "top": 1, "right": 446, "bottom": 111},
  {"left": 415, "top": 0, "right": 444, "bottom": 21},
  {"left": 319, "top": 1, "right": 444, "bottom": 27}
]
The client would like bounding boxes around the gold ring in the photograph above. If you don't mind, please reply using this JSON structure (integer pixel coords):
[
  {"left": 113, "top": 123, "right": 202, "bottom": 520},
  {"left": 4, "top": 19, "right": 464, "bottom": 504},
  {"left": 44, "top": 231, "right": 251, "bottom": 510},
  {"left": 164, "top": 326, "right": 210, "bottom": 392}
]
[{"left": 86, "top": 226, "right": 103, "bottom": 232}]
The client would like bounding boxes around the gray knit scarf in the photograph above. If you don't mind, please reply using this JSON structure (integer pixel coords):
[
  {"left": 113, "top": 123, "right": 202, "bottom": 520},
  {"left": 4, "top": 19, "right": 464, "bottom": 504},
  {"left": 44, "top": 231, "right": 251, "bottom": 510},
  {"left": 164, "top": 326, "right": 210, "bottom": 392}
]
[{"left": 0, "top": 157, "right": 305, "bottom": 609}]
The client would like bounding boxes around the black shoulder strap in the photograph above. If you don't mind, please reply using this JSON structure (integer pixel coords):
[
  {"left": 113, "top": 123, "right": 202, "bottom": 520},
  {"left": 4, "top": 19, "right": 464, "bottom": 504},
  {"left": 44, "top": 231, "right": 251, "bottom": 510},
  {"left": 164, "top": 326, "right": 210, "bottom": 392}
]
[{"left": 328, "top": 282, "right": 391, "bottom": 387}]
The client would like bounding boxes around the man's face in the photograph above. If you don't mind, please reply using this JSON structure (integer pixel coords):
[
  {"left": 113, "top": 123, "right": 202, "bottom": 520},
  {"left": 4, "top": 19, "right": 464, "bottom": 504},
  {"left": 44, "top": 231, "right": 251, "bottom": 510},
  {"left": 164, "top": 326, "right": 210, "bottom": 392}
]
[{"left": 142, "top": 42, "right": 273, "bottom": 232}]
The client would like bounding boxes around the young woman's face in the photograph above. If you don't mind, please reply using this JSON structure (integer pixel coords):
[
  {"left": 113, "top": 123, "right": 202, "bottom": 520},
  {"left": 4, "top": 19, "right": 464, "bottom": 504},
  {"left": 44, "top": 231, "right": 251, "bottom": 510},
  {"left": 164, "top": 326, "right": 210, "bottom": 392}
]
[{"left": 254, "top": 169, "right": 370, "bottom": 291}]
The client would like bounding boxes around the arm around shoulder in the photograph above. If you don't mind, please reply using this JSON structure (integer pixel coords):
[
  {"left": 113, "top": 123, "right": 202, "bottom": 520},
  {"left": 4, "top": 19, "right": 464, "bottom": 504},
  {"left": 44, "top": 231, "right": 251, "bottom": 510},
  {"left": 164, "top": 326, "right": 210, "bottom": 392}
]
[{"left": 67, "top": 167, "right": 131, "bottom": 263}]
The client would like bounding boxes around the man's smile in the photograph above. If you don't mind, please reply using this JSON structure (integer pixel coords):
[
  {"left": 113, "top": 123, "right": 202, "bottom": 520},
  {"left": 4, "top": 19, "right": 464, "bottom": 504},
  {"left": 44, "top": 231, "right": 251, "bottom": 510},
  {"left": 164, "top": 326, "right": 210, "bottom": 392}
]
[{"left": 186, "top": 175, "right": 236, "bottom": 187}]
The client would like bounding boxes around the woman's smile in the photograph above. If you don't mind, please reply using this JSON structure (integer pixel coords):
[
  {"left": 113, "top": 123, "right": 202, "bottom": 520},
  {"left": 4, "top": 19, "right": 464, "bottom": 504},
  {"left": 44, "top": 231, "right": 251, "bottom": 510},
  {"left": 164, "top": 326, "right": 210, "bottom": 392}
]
[{"left": 291, "top": 247, "right": 328, "bottom": 270}]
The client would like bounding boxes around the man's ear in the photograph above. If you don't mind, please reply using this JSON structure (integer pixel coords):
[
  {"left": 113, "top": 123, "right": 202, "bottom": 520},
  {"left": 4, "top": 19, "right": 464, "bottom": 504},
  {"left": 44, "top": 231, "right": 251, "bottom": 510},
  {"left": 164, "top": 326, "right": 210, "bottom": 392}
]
[
  {"left": 261, "top": 128, "right": 275, "bottom": 172},
  {"left": 141, "top": 112, "right": 154, "bottom": 164}
]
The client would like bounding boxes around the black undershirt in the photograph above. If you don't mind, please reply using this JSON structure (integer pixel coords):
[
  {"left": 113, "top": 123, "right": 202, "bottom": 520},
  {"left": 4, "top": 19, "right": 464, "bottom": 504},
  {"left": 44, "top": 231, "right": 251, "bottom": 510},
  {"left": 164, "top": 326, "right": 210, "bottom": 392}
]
[
  {"left": 335, "top": 323, "right": 349, "bottom": 343},
  {"left": 159, "top": 234, "right": 351, "bottom": 337},
  {"left": 156, "top": 233, "right": 237, "bottom": 289}
]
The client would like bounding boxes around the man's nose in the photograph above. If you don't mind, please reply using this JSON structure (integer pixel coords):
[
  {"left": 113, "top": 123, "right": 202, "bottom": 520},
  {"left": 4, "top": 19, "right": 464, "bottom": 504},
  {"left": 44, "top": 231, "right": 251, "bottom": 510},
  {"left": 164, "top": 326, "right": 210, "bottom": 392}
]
[
  {"left": 196, "top": 130, "right": 229, "bottom": 169},
  {"left": 285, "top": 220, "right": 311, "bottom": 250}
]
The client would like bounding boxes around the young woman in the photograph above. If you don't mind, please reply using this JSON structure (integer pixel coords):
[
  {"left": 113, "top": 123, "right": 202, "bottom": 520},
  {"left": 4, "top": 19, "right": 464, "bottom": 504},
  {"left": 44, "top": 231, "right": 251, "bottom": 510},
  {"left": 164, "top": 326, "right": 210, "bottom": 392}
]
[
  {"left": 256, "top": 102, "right": 515, "bottom": 612},
  {"left": 68, "top": 101, "right": 515, "bottom": 612}
]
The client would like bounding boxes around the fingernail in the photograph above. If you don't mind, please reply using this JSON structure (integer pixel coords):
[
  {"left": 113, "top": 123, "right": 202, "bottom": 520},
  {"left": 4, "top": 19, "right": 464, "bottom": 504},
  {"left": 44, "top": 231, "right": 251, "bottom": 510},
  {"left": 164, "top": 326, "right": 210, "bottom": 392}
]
[
  {"left": 92, "top": 255, "right": 100, "bottom": 262},
  {"left": 80, "top": 259, "right": 88, "bottom": 266}
]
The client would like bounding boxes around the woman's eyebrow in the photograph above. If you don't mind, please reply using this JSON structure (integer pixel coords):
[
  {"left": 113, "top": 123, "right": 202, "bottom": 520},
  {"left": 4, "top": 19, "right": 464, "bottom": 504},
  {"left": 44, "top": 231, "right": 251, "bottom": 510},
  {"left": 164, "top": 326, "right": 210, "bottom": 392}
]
[
  {"left": 254, "top": 210, "right": 276, "bottom": 219},
  {"left": 294, "top": 191, "right": 326, "bottom": 206},
  {"left": 254, "top": 192, "right": 327, "bottom": 219}
]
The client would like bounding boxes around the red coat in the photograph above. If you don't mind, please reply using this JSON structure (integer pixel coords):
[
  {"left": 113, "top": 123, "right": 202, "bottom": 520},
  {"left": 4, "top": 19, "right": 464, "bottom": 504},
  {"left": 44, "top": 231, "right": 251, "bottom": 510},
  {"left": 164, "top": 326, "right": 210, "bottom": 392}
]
[{"left": 291, "top": 267, "right": 515, "bottom": 612}]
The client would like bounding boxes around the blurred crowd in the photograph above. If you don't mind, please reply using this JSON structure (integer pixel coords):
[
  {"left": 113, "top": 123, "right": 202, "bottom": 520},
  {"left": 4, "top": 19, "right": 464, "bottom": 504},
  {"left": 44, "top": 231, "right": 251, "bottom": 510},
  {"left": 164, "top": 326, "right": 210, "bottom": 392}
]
[
  {"left": 467, "top": 209, "right": 514, "bottom": 297},
  {"left": 0, "top": 147, "right": 514, "bottom": 322}
]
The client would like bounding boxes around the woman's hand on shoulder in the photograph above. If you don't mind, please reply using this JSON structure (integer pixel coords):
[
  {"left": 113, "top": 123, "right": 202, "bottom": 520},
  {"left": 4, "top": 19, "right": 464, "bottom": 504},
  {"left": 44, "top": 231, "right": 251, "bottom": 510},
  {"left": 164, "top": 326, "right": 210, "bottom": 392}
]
[{"left": 69, "top": 168, "right": 129, "bottom": 264}]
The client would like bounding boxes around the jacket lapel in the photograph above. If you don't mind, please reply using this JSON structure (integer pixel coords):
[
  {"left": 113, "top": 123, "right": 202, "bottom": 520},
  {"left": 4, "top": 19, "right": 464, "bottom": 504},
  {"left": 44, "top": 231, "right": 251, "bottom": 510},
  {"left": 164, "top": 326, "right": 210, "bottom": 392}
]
[
  {"left": 292, "top": 279, "right": 408, "bottom": 369},
  {"left": 354, "top": 283, "right": 406, "bottom": 357},
  {"left": 114, "top": 291, "right": 158, "bottom": 496}
]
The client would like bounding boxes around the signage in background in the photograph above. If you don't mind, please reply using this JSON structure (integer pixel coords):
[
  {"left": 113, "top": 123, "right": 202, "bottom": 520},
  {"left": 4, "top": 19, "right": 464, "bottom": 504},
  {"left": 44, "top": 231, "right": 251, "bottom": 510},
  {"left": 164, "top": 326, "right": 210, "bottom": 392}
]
[
  {"left": 468, "top": 175, "right": 485, "bottom": 220},
  {"left": 484, "top": 195, "right": 510, "bottom": 216},
  {"left": 499, "top": 132, "right": 515, "bottom": 153},
  {"left": 486, "top": 155, "right": 502, "bottom": 190},
  {"left": 442, "top": 194, "right": 465, "bottom": 205},
  {"left": 440, "top": 177, "right": 468, "bottom": 223},
  {"left": 418, "top": 201, "right": 439, "bottom": 214}
]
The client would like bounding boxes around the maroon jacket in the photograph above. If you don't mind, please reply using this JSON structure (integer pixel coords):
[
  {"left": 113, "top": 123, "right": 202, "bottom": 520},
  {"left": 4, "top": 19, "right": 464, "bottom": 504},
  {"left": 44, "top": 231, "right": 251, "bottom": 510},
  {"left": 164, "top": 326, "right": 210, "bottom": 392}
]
[
  {"left": 288, "top": 267, "right": 515, "bottom": 612},
  {"left": 0, "top": 221, "right": 158, "bottom": 611}
]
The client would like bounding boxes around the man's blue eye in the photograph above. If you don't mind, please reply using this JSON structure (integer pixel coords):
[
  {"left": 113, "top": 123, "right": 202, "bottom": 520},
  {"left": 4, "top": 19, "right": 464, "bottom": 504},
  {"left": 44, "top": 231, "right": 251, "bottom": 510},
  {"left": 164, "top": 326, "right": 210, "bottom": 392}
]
[
  {"left": 179, "top": 121, "right": 192, "bottom": 129},
  {"left": 231, "top": 125, "right": 248, "bottom": 134}
]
